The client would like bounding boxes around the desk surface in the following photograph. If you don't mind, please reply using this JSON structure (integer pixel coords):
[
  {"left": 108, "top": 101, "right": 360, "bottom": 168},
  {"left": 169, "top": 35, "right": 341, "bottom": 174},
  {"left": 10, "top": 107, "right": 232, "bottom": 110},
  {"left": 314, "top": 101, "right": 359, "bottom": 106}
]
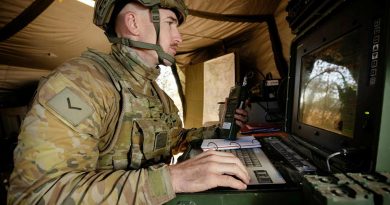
[{"left": 165, "top": 188, "right": 303, "bottom": 205}]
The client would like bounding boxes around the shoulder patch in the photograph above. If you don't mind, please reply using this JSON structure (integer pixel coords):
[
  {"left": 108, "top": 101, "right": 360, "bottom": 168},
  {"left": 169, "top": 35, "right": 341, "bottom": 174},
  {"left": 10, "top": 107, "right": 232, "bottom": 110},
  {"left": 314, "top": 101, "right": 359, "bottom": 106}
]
[{"left": 47, "top": 87, "right": 93, "bottom": 126}]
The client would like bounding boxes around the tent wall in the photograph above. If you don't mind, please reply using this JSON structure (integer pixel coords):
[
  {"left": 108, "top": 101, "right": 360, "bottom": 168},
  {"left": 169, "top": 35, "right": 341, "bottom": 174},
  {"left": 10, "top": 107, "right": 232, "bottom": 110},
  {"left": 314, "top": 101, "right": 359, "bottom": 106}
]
[
  {"left": 184, "top": 63, "right": 204, "bottom": 128},
  {"left": 182, "top": 0, "right": 294, "bottom": 128}
]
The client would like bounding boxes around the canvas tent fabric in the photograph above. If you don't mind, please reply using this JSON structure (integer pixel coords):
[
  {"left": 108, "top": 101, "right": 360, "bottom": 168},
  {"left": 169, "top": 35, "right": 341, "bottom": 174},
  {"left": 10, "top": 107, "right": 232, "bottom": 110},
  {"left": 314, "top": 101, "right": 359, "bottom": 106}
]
[{"left": 0, "top": 0, "right": 294, "bottom": 92}]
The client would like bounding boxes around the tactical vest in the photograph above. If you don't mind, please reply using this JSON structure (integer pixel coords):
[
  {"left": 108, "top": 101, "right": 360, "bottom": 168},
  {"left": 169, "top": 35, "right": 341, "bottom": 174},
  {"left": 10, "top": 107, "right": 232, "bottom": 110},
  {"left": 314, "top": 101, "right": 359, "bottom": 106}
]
[{"left": 82, "top": 49, "right": 182, "bottom": 170}]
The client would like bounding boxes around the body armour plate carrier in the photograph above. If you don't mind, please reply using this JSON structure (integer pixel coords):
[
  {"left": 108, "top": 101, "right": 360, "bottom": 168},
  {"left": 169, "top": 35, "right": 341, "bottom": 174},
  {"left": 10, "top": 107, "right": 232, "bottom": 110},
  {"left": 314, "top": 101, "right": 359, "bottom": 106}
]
[{"left": 82, "top": 49, "right": 182, "bottom": 170}]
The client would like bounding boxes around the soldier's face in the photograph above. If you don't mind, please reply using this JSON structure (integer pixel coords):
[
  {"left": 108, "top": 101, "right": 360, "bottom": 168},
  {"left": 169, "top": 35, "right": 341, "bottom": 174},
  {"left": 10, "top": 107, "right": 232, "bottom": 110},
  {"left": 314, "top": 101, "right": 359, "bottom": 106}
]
[
  {"left": 141, "top": 8, "right": 182, "bottom": 66},
  {"left": 159, "top": 9, "right": 182, "bottom": 57}
]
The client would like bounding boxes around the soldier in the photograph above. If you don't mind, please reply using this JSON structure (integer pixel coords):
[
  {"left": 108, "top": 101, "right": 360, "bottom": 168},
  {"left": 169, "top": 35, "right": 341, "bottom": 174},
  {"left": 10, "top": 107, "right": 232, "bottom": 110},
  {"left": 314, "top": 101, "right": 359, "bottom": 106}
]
[{"left": 7, "top": 0, "right": 250, "bottom": 204}]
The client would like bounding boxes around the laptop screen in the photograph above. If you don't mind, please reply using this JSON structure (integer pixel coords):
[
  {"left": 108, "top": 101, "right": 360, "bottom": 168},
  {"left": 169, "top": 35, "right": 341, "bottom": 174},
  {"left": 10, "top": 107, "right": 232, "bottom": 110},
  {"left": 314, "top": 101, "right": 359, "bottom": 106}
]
[{"left": 298, "top": 30, "right": 361, "bottom": 139}]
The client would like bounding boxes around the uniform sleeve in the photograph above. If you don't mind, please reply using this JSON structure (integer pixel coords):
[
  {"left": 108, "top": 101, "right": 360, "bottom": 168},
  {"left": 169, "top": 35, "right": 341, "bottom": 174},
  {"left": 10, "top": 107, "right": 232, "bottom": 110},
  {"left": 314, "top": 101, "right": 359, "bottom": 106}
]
[
  {"left": 7, "top": 59, "right": 175, "bottom": 205},
  {"left": 170, "top": 125, "right": 221, "bottom": 156},
  {"left": 185, "top": 125, "right": 221, "bottom": 141}
]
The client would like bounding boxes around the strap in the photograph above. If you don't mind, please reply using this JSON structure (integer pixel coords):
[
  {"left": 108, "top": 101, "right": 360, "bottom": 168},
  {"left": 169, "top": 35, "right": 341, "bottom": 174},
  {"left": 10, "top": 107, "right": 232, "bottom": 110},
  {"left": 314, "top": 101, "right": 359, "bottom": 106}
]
[
  {"left": 150, "top": 5, "right": 163, "bottom": 64},
  {"left": 106, "top": 36, "right": 176, "bottom": 64},
  {"left": 82, "top": 49, "right": 123, "bottom": 92},
  {"left": 151, "top": 5, "right": 160, "bottom": 39},
  {"left": 81, "top": 49, "right": 126, "bottom": 156}
]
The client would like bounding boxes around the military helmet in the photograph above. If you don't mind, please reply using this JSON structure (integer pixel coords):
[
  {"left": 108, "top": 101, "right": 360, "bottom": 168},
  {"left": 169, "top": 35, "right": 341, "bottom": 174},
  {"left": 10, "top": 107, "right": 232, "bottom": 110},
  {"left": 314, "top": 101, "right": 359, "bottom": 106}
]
[{"left": 94, "top": 0, "right": 187, "bottom": 34}]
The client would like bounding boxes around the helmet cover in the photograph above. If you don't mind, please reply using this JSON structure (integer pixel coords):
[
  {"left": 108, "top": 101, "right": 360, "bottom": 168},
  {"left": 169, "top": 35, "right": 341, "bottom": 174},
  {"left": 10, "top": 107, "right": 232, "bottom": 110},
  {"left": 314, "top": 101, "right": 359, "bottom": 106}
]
[{"left": 93, "top": 0, "right": 188, "bottom": 32}]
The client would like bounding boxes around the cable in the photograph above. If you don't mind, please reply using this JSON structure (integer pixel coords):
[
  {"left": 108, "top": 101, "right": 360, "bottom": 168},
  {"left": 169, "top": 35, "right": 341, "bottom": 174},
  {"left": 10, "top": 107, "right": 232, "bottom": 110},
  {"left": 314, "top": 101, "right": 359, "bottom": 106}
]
[
  {"left": 326, "top": 151, "right": 343, "bottom": 172},
  {"left": 326, "top": 148, "right": 360, "bottom": 172}
]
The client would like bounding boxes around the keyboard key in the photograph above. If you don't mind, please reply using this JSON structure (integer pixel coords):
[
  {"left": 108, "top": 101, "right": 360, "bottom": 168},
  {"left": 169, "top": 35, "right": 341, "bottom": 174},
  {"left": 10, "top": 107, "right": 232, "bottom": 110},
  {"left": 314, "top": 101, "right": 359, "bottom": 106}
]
[{"left": 254, "top": 170, "right": 273, "bottom": 184}]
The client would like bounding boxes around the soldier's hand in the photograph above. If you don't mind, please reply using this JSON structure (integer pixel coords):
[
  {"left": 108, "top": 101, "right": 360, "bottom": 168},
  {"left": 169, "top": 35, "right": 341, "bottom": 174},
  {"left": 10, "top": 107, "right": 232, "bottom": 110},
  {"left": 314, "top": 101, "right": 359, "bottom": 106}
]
[
  {"left": 234, "top": 107, "right": 249, "bottom": 128},
  {"left": 168, "top": 150, "right": 250, "bottom": 193}
]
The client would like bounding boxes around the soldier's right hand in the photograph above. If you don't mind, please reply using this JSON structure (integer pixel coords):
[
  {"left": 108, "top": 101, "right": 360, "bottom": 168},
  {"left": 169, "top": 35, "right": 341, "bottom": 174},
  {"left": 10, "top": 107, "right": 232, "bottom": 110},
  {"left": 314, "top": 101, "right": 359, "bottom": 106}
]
[{"left": 168, "top": 150, "right": 250, "bottom": 193}]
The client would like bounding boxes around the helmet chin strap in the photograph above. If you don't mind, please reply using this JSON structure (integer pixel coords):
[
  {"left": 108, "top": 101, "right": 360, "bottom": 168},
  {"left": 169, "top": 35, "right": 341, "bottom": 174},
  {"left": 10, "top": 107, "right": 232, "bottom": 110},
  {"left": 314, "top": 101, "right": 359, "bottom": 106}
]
[
  {"left": 107, "top": 35, "right": 176, "bottom": 65},
  {"left": 106, "top": 5, "right": 176, "bottom": 66},
  {"left": 150, "top": 5, "right": 163, "bottom": 65}
]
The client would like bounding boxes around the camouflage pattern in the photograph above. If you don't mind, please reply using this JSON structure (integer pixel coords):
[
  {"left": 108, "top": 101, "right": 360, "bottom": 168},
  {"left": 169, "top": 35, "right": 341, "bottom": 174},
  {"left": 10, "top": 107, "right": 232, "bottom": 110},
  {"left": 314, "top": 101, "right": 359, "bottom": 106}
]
[{"left": 7, "top": 44, "right": 218, "bottom": 205}]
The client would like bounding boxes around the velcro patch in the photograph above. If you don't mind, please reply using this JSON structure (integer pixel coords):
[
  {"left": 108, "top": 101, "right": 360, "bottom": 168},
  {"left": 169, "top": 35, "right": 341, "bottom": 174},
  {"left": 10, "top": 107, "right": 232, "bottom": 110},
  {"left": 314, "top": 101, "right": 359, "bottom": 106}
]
[
  {"left": 154, "top": 132, "right": 167, "bottom": 150},
  {"left": 47, "top": 87, "right": 93, "bottom": 126}
]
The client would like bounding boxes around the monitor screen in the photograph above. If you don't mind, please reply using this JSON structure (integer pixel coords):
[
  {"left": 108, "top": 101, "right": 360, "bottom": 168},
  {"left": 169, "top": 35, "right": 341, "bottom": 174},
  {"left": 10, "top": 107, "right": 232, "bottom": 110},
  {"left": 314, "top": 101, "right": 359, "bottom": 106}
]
[
  {"left": 288, "top": 0, "right": 387, "bottom": 172},
  {"left": 299, "top": 30, "right": 362, "bottom": 138}
]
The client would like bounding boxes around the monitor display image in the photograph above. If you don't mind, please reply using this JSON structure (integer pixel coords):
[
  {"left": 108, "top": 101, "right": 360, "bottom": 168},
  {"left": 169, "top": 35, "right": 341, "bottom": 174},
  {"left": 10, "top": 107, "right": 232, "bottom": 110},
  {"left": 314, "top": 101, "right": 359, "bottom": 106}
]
[{"left": 298, "top": 30, "right": 362, "bottom": 138}]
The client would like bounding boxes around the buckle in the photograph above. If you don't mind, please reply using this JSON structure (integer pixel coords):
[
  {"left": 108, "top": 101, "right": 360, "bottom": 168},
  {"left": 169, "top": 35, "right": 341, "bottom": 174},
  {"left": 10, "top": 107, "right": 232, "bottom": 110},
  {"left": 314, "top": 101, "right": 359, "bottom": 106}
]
[{"left": 151, "top": 6, "right": 160, "bottom": 23}]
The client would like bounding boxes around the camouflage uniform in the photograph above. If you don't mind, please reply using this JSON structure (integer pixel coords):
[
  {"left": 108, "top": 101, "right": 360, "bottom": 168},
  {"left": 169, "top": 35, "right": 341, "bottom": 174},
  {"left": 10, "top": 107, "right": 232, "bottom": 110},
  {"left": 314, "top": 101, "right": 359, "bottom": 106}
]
[{"left": 7, "top": 44, "right": 217, "bottom": 205}]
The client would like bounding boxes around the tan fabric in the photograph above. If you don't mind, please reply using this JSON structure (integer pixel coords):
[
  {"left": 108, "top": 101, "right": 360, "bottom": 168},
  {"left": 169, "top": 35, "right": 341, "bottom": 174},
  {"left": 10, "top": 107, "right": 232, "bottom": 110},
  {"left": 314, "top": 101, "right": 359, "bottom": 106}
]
[
  {"left": 0, "top": 65, "right": 50, "bottom": 91},
  {"left": 0, "top": 0, "right": 286, "bottom": 74}
]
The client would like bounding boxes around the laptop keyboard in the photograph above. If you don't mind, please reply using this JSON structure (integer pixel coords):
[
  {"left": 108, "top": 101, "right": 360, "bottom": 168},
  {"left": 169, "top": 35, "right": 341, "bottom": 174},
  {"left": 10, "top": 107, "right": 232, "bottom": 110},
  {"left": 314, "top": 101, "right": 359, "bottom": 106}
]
[
  {"left": 222, "top": 148, "right": 262, "bottom": 167},
  {"left": 222, "top": 148, "right": 274, "bottom": 184}
]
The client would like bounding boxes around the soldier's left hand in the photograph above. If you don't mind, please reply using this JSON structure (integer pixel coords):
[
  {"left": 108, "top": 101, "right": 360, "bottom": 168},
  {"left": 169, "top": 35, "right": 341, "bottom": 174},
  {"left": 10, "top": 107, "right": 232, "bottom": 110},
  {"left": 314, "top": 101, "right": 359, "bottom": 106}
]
[{"left": 234, "top": 100, "right": 250, "bottom": 127}]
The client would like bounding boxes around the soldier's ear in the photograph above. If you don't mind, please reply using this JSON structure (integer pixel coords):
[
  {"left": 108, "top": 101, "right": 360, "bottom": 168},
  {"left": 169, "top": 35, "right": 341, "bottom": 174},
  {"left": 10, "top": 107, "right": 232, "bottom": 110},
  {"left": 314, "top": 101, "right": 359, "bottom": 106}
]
[
  {"left": 115, "top": 11, "right": 139, "bottom": 37},
  {"left": 124, "top": 12, "right": 140, "bottom": 36}
]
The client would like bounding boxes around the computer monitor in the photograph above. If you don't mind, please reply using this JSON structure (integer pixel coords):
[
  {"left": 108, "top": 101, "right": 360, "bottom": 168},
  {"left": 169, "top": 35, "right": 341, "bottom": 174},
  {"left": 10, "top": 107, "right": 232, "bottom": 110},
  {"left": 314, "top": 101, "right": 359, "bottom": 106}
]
[{"left": 287, "top": 0, "right": 389, "bottom": 172}]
